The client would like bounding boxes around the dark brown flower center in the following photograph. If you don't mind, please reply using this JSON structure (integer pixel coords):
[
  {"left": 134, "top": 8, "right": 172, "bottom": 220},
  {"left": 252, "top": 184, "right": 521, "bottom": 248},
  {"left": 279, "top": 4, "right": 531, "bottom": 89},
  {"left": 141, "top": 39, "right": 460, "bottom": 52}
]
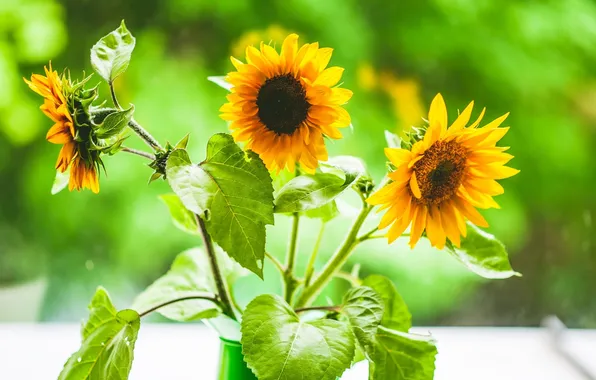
[
  {"left": 256, "top": 74, "right": 310, "bottom": 135},
  {"left": 412, "top": 140, "right": 468, "bottom": 205}
]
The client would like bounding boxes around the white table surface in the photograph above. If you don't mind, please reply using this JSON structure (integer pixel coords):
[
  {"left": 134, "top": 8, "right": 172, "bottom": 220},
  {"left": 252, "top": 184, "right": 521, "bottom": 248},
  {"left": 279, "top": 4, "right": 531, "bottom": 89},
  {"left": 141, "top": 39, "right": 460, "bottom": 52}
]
[{"left": 0, "top": 324, "right": 594, "bottom": 380}]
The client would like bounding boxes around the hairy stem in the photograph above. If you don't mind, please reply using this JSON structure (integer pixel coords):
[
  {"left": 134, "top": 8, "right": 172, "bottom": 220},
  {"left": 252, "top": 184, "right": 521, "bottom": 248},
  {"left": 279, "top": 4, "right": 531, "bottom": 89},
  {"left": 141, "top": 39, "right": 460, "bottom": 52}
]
[
  {"left": 128, "top": 119, "right": 163, "bottom": 152},
  {"left": 283, "top": 213, "right": 301, "bottom": 304},
  {"left": 121, "top": 147, "right": 155, "bottom": 161},
  {"left": 139, "top": 292, "right": 219, "bottom": 318},
  {"left": 195, "top": 214, "right": 236, "bottom": 320},
  {"left": 109, "top": 81, "right": 122, "bottom": 110},
  {"left": 304, "top": 222, "right": 326, "bottom": 288},
  {"left": 295, "top": 205, "right": 372, "bottom": 308}
]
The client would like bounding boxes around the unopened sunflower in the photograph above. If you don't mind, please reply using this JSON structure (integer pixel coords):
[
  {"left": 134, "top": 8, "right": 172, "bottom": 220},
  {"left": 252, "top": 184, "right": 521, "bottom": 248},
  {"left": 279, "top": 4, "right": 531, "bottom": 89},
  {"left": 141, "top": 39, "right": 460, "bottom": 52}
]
[
  {"left": 368, "top": 94, "right": 519, "bottom": 249},
  {"left": 219, "top": 34, "right": 352, "bottom": 173},
  {"left": 25, "top": 63, "right": 101, "bottom": 193}
]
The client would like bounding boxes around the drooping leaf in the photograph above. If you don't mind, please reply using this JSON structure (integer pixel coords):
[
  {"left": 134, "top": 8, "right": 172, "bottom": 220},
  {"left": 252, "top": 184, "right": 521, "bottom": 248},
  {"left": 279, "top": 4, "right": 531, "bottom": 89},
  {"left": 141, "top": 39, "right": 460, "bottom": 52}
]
[
  {"left": 90, "top": 20, "right": 136, "bottom": 83},
  {"left": 94, "top": 105, "right": 134, "bottom": 139},
  {"left": 342, "top": 286, "right": 384, "bottom": 353},
  {"left": 445, "top": 222, "right": 521, "bottom": 279},
  {"left": 368, "top": 326, "right": 437, "bottom": 380},
  {"left": 241, "top": 294, "right": 355, "bottom": 380},
  {"left": 166, "top": 133, "right": 274, "bottom": 278},
  {"left": 159, "top": 194, "right": 199, "bottom": 235},
  {"left": 132, "top": 248, "right": 226, "bottom": 321},
  {"left": 363, "top": 275, "right": 411, "bottom": 332},
  {"left": 51, "top": 170, "right": 70, "bottom": 195},
  {"left": 207, "top": 76, "right": 233, "bottom": 91},
  {"left": 59, "top": 288, "right": 140, "bottom": 380}
]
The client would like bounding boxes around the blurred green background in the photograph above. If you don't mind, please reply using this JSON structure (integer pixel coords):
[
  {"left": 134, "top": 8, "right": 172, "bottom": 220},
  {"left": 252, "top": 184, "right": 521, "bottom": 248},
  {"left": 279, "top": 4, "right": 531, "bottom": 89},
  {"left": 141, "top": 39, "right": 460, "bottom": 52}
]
[{"left": 1, "top": 0, "right": 595, "bottom": 327}]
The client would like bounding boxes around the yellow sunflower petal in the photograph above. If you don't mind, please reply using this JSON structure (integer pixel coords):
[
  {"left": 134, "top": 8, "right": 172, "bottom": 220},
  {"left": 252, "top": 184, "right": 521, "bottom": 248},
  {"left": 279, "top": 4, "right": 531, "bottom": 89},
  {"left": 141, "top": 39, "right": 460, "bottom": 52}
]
[
  {"left": 429, "top": 93, "right": 448, "bottom": 134},
  {"left": 410, "top": 172, "right": 422, "bottom": 199},
  {"left": 409, "top": 205, "right": 428, "bottom": 248},
  {"left": 426, "top": 205, "right": 446, "bottom": 249},
  {"left": 384, "top": 148, "right": 412, "bottom": 167},
  {"left": 314, "top": 66, "right": 344, "bottom": 87}
]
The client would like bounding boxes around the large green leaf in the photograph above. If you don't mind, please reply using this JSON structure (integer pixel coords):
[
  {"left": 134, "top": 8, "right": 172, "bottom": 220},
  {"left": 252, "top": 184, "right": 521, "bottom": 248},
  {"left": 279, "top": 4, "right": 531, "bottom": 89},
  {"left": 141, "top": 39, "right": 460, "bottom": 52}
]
[
  {"left": 59, "top": 288, "right": 140, "bottom": 380},
  {"left": 159, "top": 194, "right": 199, "bottom": 235},
  {"left": 342, "top": 286, "right": 384, "bottom": 353},
  {"left": 241, "top": 294, "right": 355, "bottom": 380},
  {"left": 131, "top": 247, "right": 248, "bottom": 321},
  {"left": 363, "top": 275, "right": 411, "bottom": 332},
  {"left": 304, "top": 200, "right": 340, "bottom": 222},
  {"left": 445, "top": 222, "right": 521, "bottom": 279},
  {"left": 90, "top": 20, "right": 136, "bottom": 83},
  {"left": 166, "top": 133, "right": 274, "bottom": 277},
  {"left": 368, "top": 326, "right": 437, "bottom": 380}
]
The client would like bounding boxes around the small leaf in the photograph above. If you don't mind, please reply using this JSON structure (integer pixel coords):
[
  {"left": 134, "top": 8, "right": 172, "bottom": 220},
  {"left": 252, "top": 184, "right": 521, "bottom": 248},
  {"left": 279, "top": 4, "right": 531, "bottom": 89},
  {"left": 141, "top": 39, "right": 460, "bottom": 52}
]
[
  {"left": 51, "top": 170, "right": 70, "bottom": 195},
  {"left": 90, "top": 20, "right": 136, "bottom": 83},
  {"left": 159, "top": 194, "right": 199, "bottom": 235},
  {"left": 304, "top": 201, "right": 339, "bottom": 222},
  {"left": 342, "top": 286, "right": 383, "bottom": 353},
  {"left": 384, "top": 130, "right": 402, "bottom": 148},
  {"left": 94, "top": 105, "right": 134, "bottom": 139},
  {"left": 369, "top": 326, "right": 437, "bottom": 380},
  {"left": 445, "top": 222, "right": 521, "bottom": 279},
  {"left": 363, "top": 275, "right": 411, "bottom": 332},
  {"left": 241, "top": 294, "right": 355, "bottom": 380},
  {"left": 132, "top": 248, "right": 222, "bottom": 321},
  {"left": 166, "top": 134, "right": 274, "bottom": 278},
  {"left": 59, "top": 288, "right": 140, "bottom": 380},
  {"left": 175, "top": 133, "right": 190, "bottom": 149},
  {"left": 208, "top": 76, "right": 233, "bottom": 91}
]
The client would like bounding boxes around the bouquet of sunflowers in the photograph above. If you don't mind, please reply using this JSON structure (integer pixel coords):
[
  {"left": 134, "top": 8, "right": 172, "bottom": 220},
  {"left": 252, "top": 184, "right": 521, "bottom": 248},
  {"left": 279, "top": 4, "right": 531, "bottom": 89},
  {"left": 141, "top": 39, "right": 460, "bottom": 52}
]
[{"left": 26, "top": 21, "right": 519, "bottom": 380}]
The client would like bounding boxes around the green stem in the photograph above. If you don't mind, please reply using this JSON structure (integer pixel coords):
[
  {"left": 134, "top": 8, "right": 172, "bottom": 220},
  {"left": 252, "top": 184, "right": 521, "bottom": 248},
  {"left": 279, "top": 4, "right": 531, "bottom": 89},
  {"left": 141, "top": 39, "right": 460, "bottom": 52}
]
[
  {"left": 109, "top": 81, "right": 122, "bottom": 110},
  {"left": 195, "top": 214, "right": 236, "bottom": 320},
  {"left": 265, "top": 252, "right": 285, "bottom": 276},
  {"left": 139, "top": 292, "right": 219, "bottom": 318},
  {"left": 283, "top": 213, "right": 300, "bottom": 304},
  {"left": 295, "top": 205, "right": 372, "bottom": 308},
  {"left": 121, "top": 146, "right": 155, "bottom": 161},
  {"left": 128, "top": 118, "right": 163, "bottom": 152},
  {"left": 334, "top": 271, "right": 362, "bottom": 287},
  {"left": 304, "top": 222, "right": 326, "bottom": 288}
]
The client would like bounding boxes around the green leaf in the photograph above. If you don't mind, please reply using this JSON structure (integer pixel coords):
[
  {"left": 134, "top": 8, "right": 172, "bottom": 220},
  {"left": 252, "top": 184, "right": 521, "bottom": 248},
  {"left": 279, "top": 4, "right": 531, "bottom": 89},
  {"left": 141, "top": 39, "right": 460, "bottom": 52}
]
[
  {"left": 241, "top": 294, "right": 355, "bottom": 380},
  {"left": 90, "top": 20, "right": 136, "bottom": 83},
  {"left": 207, "top": 76, "right": 233, "bottom": 91},
  {"left": 363, "top": 275, "right": 411, "bottom": 332},
  {"left": 51, "top": 170, "right": 70, "bottom": 195},
  {"left": 132, "top": 248, "right": 222, "bottom": 321},
  {"left": 59, "top": 289, "right": 140, "bottom": 380},
  {"left": 159, "top": 194, "right": 199, "bottom": 235},
  {"left": 369, "top": 326, "right": 437, "bottom": 380},
  {"left": 342, "top": 286, "right": 383, "bottom": 353},
  {"left": 166, "top": 133, "right": 274, "bottom": 278},
  {"left": 94, "top": 105, "right": 134, "bottom": 139},
  {"left": 304, "top": 201, "right": 339, "bottom": 222},
  {"left": 175, "top": 133, "right": 190, "bottom": 149},
  {"left": 445, "top": 222, "right": 521, "bottom": 279},
  {"left": 321, "top": 155, "right": 367, "bottom": 179}
]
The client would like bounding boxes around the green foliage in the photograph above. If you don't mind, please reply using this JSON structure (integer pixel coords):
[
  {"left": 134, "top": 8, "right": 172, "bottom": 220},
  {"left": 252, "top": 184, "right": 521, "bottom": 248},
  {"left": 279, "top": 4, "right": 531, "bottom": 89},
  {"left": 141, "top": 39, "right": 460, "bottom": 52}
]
[
  {"left": 90, "top": 20, "right": 136, "bottom": 83},
  {"left": 363, "top": 275, "right": 412, "bottom": 332},
  {"left": 207, "top": 76, "right": 233, "bottom": 91},
  {"left": 166, "top": 133, "right": 274, "bottom": 278},
  {"left": 241, "top": 294, "right": 355, "bottom": 380},
  {"left": 51, "top": 169, "right": 70, "bottom": 195},
  {"left": 159, "top": 194, "right": 199, "bottom": 235},
  {"left": 59, "top": 288, "right": 140, "bottom": 380},
  {"left": 342, "top": 286, "right": 384, "bottom": 353},
  {"left": 368, "top": 327, "right": 437, "bottom": 380},
  {"left": 93, "top": 105, "right": 134, "bottom": 139},
  {"left": 132, "top": 247, "right": 248, "bottom": 321},
  {"left": 445, "top": 223, "right": 521, "bottom": 279},
  {"left": 304, "top": 201, "right": 340, "bottom": 222}
]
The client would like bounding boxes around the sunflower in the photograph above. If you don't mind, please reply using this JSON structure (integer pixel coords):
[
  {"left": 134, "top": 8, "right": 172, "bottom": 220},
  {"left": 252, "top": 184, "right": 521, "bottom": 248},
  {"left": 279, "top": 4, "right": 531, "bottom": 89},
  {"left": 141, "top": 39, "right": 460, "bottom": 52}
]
[
  {"left": 25, "top": 63, "right": 100, "bottom": 193},
  {"left": 367, "top": 94, "right": 519, "bottom": 249},
  {"left": 219, "top": 33, "right": 352, "bottom": 173}
]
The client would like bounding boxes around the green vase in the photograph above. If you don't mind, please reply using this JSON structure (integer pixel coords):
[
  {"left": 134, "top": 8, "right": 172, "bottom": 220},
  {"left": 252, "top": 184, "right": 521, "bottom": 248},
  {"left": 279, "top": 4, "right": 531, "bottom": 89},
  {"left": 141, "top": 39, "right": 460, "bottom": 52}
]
[{"left": 217, "top": 337, "right": 257, "bottom": 380}]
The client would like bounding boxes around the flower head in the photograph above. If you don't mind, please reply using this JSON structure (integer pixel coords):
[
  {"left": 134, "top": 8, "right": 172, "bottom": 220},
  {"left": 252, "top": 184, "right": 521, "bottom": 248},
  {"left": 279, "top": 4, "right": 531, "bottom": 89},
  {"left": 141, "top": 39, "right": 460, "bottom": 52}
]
[
  {"left": 219, "top": 34, "right": 353, "bottom": 173},
  {"left": 25, "top": 63, "right": 101, "bottom": 193},
  {"left": 368, "top": 94, "right": 519, "bottom": 249}
]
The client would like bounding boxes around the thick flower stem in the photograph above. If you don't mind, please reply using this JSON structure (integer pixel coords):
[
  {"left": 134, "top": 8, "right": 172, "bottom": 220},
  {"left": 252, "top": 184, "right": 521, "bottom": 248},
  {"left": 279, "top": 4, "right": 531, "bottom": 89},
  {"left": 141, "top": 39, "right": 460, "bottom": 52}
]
[
  {"left": 283, "top": 213, "right": 301, "bottom": 304},
  {"left": 196, "top": 214, "right": 236, "bottom": 320},
  {"left": 294, "top": 205, "right": 372, "bottom": 308},
  {"left": 128, "top": 119, "right": 163, "bottom": 152}
]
